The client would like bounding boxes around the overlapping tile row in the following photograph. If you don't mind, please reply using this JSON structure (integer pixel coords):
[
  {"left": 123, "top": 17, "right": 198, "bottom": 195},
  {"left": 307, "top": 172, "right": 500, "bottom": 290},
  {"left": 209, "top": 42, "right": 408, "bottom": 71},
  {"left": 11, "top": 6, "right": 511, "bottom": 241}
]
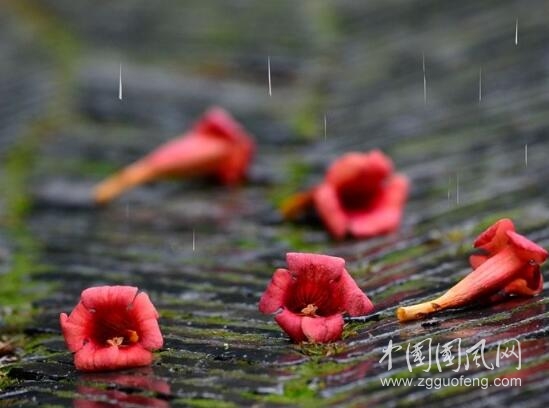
[{"left": 2, "top": 0, "right": 549, "bottom": 407}]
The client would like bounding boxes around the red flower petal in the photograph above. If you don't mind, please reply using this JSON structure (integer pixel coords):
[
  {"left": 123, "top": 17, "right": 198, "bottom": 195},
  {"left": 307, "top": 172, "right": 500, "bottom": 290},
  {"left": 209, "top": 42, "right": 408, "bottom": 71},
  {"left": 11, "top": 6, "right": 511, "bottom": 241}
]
[
  {"left": 274, "top": 309, "right": 306, "bottom": 343},
  {"left": 473, "top": 218, "right": 515, "bottom": 252},
  {"left": 81, "top": 286, "right": 138, "bottom": 311},
  {"left": 286, "top": 252, "right": 345, "bottom": 282},
  {"left": 326, "top": 150, "right": 393, "bottom": 191},
  {"left": 74, "top": 343, "right": 153, "bottom": 372},
  {"left": 348, "top": 174, "right": 409, "bottom": 237},
  {"left": 469, "top": 254, "right": 489, "bottom": 269},
  {"left": 301, "top": 315, "right": 344, "bottom": 343},
  {"left": 501, "top": 263, "right": 543, "bottom": 296},
  {"left": 130, "top": 292, "right": 163, "bottom": 350},
  {"left": 258, "top": 268, "right": 293, "bottom": 315},
  {"left": 313, "top": 184, "right": 348, "bottom": 239},
  {"left": 339, "top": 269, "right": 375, "bottom": 316},
  {"left": 506, "top": 230, "right": 548, "bottom": 264},
  {"left": 192, "top": 107, "right": 255, "bottom": 185},
  {"left": 60, "top": 302, "right": 94, "bottom": 352}
]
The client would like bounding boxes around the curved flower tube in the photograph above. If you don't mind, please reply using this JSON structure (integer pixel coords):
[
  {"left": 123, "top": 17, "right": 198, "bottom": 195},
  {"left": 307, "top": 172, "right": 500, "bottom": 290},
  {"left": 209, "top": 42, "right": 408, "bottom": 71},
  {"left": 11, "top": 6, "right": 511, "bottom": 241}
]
[
  {"left": 397, "top": 219, "right": 547, "bottom": 322},
  {"left": 93, "top": 107, "right": 255, "bottom": 204}
]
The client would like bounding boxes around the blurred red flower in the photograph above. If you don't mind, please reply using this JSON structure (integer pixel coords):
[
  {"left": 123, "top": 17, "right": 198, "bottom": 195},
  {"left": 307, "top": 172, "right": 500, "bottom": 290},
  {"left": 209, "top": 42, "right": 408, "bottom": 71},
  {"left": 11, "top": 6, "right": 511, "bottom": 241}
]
[
  {"left": 60, "top": 286, "right": 163, "bottom": 372},
  {"left": 282, "top": 150, "right": 409, "bottom": 240},
  {"left": 397, "top": 218, "right": 548, "bottom": 322},
  {"left": 259, "top": 253, "right": 374, "bottom": 343},
  {"left": 94, "top": 106, "right": 255, "bottom": 204}
]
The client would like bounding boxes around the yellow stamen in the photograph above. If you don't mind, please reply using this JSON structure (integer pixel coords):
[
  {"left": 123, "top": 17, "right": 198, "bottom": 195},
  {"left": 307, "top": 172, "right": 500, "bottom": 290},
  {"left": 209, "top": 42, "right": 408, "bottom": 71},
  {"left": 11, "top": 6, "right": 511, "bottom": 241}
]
[
  {"left": 301, "top": 304, "right": 318, "bottom": 316},
  {"left": 127, "top": 330, "right": 139, "bottom": 343}
]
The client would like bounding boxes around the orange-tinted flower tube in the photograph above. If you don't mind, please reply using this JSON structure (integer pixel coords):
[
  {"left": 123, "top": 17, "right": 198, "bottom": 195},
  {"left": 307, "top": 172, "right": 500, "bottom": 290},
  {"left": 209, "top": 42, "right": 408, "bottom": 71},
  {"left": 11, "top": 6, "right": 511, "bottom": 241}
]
[
  {"left": 397, "top": 219, "right": 547, "bottom": 322},
  {"left": 93, "top": 107, "right": 255, "bottom": 204}
]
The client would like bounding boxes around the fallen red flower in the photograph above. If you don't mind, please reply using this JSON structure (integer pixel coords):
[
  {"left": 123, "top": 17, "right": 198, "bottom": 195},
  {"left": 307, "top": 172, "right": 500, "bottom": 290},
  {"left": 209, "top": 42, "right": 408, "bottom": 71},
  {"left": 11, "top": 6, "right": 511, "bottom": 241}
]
[
  {"left": 93, "top": 107, "right": 255, "bottom": 204},
  {"left": 469, "top": 218, "right": 544, "bottom": 297},
  {"left": 259, "top": 252, "right": 374, "bottom": 343},
  {"left": 281, "top": 150, "right": 409, "bottom": 240},
  {"left": 60, "top": 286, "right": 163, "bottom": 372},
  {"left": 397, "top": 219, "right": 548, "bottom": 322}
]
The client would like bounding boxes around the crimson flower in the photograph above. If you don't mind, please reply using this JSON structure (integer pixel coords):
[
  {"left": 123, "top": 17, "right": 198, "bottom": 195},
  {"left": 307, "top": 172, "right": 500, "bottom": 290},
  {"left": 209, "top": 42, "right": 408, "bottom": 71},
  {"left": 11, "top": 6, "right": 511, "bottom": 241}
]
[
  {"left": 397, "top": 219, "right": 548, "bottom": 322},
  {"left": 259, "top": 253, "right": 374, "bottom": 343},
  {"left": 93, "top": 106, "right": 255, "bottom": 204},
  {"left": 281, "top": 150, "right": 409, "bottom": 240},
  {"left": 60, "top": 286, "right": 163, "bottom": 372}
]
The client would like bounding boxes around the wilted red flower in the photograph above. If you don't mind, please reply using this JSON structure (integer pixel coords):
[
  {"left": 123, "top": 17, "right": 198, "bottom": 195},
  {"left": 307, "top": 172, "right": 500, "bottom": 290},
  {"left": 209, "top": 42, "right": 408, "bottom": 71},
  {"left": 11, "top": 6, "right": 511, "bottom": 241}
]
[
  {"left": 259, "top": 252, "right": 374, "bottom": 343},
  {"left": 281, "top": 150, "right": 409, "bottom": 240},
  {"left": 60, "top": 286, "right": 163, "bottom": 372},
  {"left": 397, "top": 219, "right": 548, "bottom": 322},
  {"left": 93, "top": 107, "right": 255, "bottom": 204}
]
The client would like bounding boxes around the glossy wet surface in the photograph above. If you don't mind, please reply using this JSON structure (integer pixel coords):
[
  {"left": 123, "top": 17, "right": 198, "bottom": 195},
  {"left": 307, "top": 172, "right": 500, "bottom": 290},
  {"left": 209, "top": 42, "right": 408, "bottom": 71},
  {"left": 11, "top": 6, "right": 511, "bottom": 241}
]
[{"left": 1, "top": 1, "right": 549, "bottom": 406}]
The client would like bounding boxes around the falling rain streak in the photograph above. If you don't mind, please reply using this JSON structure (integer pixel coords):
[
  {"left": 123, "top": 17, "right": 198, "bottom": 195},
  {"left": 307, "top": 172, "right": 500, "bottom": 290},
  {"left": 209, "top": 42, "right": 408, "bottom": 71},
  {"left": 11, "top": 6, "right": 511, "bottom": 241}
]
[
  {"left": 478, "top": 68, "right": 482, "bottom": 103},
  {"left": 525, "top": 144, "right": 528, "bottom": 167},
  {"left": 515, "top": 19, "right": 518, "bottom": 45},
  {"left": 324, "top": 113, "right": 327, "bottom": 140},
  {"left": 118, "top": 64, "right": 123, "bottom": 100},
  {"left": 192, "top": 229, "right": 196, "bottom": 252},
  {"left": 447, "top": 175, "right": 460, "bottom": 205},
  {"left": 456, "top": 174, "right": 460, "bottom": 205},
  {"left": 448, "top": 176, "right": 452, "bottom": 205},
  {"left": 267, "top": 56, "right": 272, "bottom": 96},
  {"left": 422, "top": 53, "right": 427, "bottom": 104},
  {"left": 478, "top": 68, "right": 482, "bottom": 102}
]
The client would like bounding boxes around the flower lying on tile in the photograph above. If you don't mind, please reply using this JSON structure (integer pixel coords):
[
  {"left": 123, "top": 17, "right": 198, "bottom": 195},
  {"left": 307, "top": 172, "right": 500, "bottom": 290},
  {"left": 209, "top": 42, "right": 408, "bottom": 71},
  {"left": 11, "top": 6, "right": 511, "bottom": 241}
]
[
  {"left": 93, "top": 106, "right": 255, "bottom": 204},
  {"left": 60, "top": 286, "right": 163, "bottom": 371},
  {"left": 281, "top": 150, "right": 409, "bottom": 240},
  {"left": 397, "top": 219, "right": 548, "bottom": 322},
  {"left": 259, "top": 252, "right": 374, "bottom": 343}
]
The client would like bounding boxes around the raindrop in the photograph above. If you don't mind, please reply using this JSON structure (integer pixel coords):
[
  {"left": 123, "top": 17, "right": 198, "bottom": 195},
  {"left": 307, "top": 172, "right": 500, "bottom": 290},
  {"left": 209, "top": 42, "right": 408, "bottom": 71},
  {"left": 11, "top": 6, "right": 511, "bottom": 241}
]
[
  {"left": 267, "top": 56, "right": 272, "bottom": 96},
  {"left": 478, "top": 67, "right": 482, "bottom": 103},
  {"left": 515, "top": 19, "right": 518, "bottom": 45},
  {"left": 422, "top": 53, "right": 427, "bottom": 104},
  {"left": 118, "top": 63, "right": 123, "bottom": 100}
]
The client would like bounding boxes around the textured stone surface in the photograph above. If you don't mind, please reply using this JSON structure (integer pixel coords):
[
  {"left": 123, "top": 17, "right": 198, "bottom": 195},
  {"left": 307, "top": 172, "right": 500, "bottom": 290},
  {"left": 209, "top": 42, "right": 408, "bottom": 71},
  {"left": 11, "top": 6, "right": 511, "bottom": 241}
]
[{"left": 1, "top": 1, "right": 549, "bottom": 407}]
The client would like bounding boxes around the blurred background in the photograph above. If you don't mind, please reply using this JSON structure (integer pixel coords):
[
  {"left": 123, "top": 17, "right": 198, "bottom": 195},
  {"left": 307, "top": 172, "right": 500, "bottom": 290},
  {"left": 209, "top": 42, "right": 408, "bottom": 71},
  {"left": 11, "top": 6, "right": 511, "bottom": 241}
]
[{"left": 1, "top": 1, "right": 549, "bottom": 406}]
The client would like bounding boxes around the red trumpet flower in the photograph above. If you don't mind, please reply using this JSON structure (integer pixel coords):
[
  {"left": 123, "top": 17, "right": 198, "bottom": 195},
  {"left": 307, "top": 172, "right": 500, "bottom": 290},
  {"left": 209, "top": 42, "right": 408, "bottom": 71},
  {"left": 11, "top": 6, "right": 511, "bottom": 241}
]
[
  {"left": 259, "top": 253, "right": 374, "bottom": 343},
  {"left": 60, "top": 286, "right": 163, "bottom": 372},
  {"left": 281, "top": 150, "right": 409, "bottom": 240},
  {"left": 93, "top": 107, "right": 255, "bottom": 204},
  {"left": 397, "top": 219, "right": 548, "bottom": 322}
]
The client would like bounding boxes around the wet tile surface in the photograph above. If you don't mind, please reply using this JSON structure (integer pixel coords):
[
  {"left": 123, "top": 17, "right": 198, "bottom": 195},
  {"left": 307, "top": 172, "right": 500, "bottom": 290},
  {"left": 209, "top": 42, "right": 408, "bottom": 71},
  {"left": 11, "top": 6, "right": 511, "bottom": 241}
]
[{"left": 1, "top": 1, "right": 549, "bottom": 407}]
